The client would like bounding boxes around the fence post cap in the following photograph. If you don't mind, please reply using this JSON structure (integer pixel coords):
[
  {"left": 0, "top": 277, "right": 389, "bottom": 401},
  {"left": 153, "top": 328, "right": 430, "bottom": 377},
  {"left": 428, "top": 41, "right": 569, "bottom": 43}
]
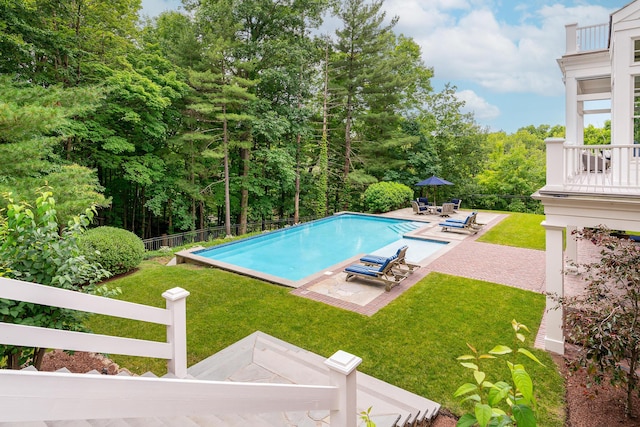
[
  {"left": 324, "top": 350, "right": 362, "bottom": 374},
  {"left": 162, "top": 287, "right": 190, "bottom": 301}
]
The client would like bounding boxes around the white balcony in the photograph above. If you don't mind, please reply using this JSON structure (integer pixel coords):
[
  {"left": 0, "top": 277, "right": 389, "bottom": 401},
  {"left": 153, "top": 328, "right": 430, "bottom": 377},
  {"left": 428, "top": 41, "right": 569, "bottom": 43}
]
[
  {"left": 542, "top": 138, "right": 640, "bottom": 196},
  {"left": 565, "top": 22, "right": 610, "bottom": 54}
]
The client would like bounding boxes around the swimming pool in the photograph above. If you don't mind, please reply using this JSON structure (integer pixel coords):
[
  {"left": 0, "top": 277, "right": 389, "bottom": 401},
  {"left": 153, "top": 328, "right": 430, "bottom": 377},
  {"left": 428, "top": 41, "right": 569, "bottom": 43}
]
[{"left": 192, "top": 213, "right": 447, "bottom": 283}]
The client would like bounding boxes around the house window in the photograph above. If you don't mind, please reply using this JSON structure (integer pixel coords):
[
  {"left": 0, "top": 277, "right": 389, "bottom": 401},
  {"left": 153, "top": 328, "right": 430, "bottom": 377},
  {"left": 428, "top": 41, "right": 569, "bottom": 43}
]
[{"left": 635, "top": 40, "right": 640, "bottom": 62}]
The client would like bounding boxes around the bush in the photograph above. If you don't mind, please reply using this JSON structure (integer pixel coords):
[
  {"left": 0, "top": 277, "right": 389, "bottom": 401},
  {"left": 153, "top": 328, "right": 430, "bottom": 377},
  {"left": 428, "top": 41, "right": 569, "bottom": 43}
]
[
  {"left": 0, "top": 191, "right": 111, "bottom": 369},
  {"left": 79, "top": 226, "right": 145, "bottom": 275},
  {"left": 363, "top": 182, "right": 414, "bottom": 213}
]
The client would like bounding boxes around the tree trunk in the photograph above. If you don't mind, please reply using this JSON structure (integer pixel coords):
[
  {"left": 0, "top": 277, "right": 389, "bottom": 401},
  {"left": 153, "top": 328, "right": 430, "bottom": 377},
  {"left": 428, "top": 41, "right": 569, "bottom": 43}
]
[
  {"left": 199, "top": 200, "right": 204, "bottom": 229},
  {"left": 33, "top": 347, "right": 46, "bottom": 370},
  {"left": 223, "top": 106, "right": 232, "bottom": 237},
  {"left": 7, "top": 351, "right": 20, "bottom": 369},
  {"left": 342, "top": 92, "right": 353, "bottom": 211},
  {"left": 320, "top": 44, "right": 330, "bottom": 217},
  {"left": 239, "top": 147, "right": 249, "bottom": 234},
  {"left": 167, "top": 198, "right": 173, "bottom": 234},
  {"left": 294, "top": 132, "right": 301, "bottom": 224},
  {"left": 131, "top": 185, "right": 137, "bottom": 233}
]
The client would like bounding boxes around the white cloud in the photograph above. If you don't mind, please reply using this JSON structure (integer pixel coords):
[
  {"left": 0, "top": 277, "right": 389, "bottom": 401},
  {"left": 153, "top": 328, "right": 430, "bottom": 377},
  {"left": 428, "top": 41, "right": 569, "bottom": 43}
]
[
  {"left": 455, "top": 90, "right": 500, "bottom": 120},
  {"left": 388, "top": 2, "right": 616, "bottom": 96}
]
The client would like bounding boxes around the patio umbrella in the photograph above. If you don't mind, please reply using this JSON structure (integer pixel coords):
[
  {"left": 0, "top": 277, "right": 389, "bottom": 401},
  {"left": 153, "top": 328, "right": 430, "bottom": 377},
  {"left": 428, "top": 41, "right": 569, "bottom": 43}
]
[{"left": 416, "top": 175, "right": 454, "bottom": 206}]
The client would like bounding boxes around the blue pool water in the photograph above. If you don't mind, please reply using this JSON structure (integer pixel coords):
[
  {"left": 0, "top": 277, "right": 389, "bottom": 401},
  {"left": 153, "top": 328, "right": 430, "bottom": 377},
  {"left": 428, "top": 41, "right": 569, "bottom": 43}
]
[{"left": 195, "top": 214, "right": 446, "bottom": 281}]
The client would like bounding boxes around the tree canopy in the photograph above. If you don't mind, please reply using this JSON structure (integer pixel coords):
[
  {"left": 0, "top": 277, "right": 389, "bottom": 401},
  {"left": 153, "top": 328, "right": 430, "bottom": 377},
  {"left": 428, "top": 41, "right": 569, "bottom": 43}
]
[{"left": 0, "top": 0, "right": 568, "bottom": 236}]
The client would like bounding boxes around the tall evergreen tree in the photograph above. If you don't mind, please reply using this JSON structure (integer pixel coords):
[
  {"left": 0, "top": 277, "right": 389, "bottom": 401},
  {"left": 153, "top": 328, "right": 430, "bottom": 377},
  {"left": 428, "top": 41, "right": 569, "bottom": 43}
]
[{"left": 331, "top": 0, "right": 398, "bottom": 209}]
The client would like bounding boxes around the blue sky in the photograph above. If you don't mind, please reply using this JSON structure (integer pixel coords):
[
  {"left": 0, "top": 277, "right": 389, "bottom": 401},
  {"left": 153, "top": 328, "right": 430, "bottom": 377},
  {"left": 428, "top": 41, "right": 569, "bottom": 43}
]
[{"left": 140, "top": 0, "right": 630, "bottom": 133}]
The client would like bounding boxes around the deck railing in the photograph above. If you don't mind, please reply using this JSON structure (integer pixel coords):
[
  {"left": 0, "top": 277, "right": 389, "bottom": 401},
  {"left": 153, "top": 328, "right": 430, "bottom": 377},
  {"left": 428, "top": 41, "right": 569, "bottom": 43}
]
[
  {"left": 0, "top": 277, "right": 360, "bottom": 426},
  {"left": 565, "top": 22, "right": 609, "bottom": 54},
  {"left": 543, "top": 138, "right": 640, "bottom": 194}
]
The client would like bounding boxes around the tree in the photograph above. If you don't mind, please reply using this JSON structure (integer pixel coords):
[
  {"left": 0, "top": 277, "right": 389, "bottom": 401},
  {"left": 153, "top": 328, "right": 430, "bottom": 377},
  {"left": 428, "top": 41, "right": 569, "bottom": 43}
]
[
  {"left": 0, "top": 76, "right": 109, "bottom": 221},
  {"left": 474, "top": 129, "right": 546, "bottom": 212},
  {"left": 0, "top": 191, "right": 111, "bottom": 370},
  {"left": 417, "top": 84, "right": 488, "bottom": 203},
  {"left": 557, "top": 227, "right": 640, "bottom": 418},
  {"left": 584, "top": 121, "right": 611, "bottom": 145},
  {"left": 331, "top": 0, "right": 399, "bottom": 209},
  {"left": 356, "top": 35, "right": 433, "bottom": 184}
]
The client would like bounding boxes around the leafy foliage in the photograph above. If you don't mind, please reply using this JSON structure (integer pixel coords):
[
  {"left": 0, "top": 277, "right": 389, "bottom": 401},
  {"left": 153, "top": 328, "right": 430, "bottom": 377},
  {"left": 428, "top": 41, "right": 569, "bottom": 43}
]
[
  {"left": 0, "top": 191, "right": 112, "bottom": 369},
  {"left": 78, "top": 226, "right": 145, "bottom": 276},
  {"left": 363, "top": 181, "right": 413, "bottom": 213},
  {"left": 454, "top": 320, "right": 544, "bottom": 427},
  {"left": 0, "top": 0, "right": 570, "bottom": 237},
  {"left": 556, "top": 227, "right": 640, "bottom": 418}
]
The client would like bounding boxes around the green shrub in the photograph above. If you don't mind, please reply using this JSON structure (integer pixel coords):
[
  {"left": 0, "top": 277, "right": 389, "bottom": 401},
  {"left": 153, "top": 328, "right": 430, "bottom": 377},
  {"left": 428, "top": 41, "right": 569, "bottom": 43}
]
[
  {"left": 363, "top": 181, "right": 414, "bottom": 213},
  {"left": 0, "top": 191, "right": 111, "bottom": 369},
  {"left": 79, "top": 226, "right": 145, "bottom": 275}
]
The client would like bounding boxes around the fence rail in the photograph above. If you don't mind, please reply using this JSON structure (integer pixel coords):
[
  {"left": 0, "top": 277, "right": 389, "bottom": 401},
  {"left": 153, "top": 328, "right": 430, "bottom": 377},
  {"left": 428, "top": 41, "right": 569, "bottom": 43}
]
[
  {"left": 0, "top": 277, "right": 357, "bottom": 426},
  {"left": 143, "top": 216, "right": 319, "bottom": 251}
]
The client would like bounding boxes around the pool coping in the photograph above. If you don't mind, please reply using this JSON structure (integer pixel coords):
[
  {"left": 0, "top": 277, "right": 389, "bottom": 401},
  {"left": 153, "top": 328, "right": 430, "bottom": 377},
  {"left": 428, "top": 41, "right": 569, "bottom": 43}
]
[{"left": 174, "top": 211, "right": 454, "bottom": 289}]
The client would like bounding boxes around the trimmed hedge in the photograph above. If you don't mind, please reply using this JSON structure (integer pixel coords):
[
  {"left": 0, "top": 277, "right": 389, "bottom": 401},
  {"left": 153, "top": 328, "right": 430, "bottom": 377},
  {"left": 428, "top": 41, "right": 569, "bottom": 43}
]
[
  {"left": 363, "top": 181, "right": 414, "bottom": 213},
  {"left": 79, "top": 226, "right": 145, "bottom": 276}
]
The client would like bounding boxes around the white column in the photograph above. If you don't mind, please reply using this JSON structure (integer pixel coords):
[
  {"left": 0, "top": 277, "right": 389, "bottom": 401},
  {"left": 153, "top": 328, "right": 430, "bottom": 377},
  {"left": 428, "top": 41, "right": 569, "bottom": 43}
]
[
  {"left": 542, "top": 222, "right": 565, "bottom": 355},
  {"left": 545, "top": 138, "right": 566, "bottom": 191},
  {"left": 577, "top": 101, "right": 585, "bottom": 146},
  {"left": 565, "top": 23, "right": 578, "bottom": 54},
  {"left": 325, "top": 350, "right": 362, "bottom": 427},
  {"left": 565, "top": 76, "right": 578, "bottom": 144},
  {"left": 565, "top": 226, "right": 578, "bottom": 273},
  {"left": 163, "top": 287, "right": 190, "bottom": 378}
]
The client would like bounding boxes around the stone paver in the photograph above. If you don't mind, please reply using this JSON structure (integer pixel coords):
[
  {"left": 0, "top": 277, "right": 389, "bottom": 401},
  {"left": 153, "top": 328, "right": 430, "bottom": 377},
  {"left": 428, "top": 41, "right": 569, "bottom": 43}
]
[{"left": 427, "top": 240, "right": 545, "bottom": 293}]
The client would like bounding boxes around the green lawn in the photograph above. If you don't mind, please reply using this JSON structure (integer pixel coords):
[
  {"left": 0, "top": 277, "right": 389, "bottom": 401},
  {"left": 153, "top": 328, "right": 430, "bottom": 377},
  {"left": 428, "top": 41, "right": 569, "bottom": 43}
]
[
  {"left": 477, "top": 212, "right": 546, "bottom": 250},
  {"left": 89, "top": 258, "right": 564, "bottom": 426}
]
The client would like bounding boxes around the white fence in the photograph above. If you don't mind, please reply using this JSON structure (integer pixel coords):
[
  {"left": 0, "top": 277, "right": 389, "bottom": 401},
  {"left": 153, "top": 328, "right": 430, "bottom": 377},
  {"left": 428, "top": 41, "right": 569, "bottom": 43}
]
[{"left": 0, "top": 277, "right": 360, "bottom": 426}]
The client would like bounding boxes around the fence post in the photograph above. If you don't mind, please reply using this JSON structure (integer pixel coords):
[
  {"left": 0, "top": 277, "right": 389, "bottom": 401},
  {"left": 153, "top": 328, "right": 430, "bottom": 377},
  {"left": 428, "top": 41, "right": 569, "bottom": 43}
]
[
  {"left": 162, "top": 287, "right": 190, "bottom": 378},
  {"left": 324, "top": 350, "right": 362, "bottom": 427}
]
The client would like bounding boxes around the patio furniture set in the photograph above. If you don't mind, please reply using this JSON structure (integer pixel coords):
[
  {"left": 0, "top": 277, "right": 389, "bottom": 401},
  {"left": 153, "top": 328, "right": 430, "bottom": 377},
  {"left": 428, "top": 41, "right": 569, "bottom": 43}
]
[{"left": 411, "top": 197, "right": 460, "bottom": 217}]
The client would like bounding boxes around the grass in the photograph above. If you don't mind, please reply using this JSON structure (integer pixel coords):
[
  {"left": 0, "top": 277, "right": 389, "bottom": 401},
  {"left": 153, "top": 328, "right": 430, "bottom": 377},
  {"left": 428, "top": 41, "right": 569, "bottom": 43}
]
[
  {"left": 477, "top": 212, "right": 546, "bottom": 250},
  {"left": 89, "top": 262, "right": 564, "bottom": 426},
  {"left": 86, "top": 210, "right": 565, "bottom": 425}
]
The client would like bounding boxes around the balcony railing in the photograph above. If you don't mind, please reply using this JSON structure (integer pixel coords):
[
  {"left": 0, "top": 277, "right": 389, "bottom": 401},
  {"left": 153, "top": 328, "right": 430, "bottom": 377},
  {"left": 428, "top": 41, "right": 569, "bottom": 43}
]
[
  {"left": 565, "top": 22, "right": 609, "bottom": 54},
  {"left": 543, "top": 138, "right": 640, "bottom": 195}
]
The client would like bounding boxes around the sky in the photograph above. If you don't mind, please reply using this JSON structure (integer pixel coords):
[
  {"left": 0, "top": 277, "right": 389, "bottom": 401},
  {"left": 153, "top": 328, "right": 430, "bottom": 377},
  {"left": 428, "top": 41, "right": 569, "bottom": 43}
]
[{"left": 140, "top": 0, "right": 631, "bottom": 133}]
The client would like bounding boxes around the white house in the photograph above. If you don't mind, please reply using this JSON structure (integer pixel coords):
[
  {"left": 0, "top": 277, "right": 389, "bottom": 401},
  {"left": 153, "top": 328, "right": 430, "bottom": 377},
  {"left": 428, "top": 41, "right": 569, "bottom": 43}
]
[{"left": 534, "top": 0, "right": 640, "bottom": 354}]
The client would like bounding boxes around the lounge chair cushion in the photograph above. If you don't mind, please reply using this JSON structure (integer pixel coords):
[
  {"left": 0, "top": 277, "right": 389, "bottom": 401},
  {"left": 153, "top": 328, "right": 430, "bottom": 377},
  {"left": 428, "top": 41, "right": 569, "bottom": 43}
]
[
  {"left": 359, "top": 254, "right": 388, "bottom": 265},
  {"left": 438, "top": 221, "right": 467, "bottom": 229},
  {"left": 446, "top": 211, "right": 478, "bottom": 224},
  {"left": 344, "top": 264, "right": 382, "bottom": 277},
  {"left": 360, "top": 245, "right": 406, "bottom": 265}
]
